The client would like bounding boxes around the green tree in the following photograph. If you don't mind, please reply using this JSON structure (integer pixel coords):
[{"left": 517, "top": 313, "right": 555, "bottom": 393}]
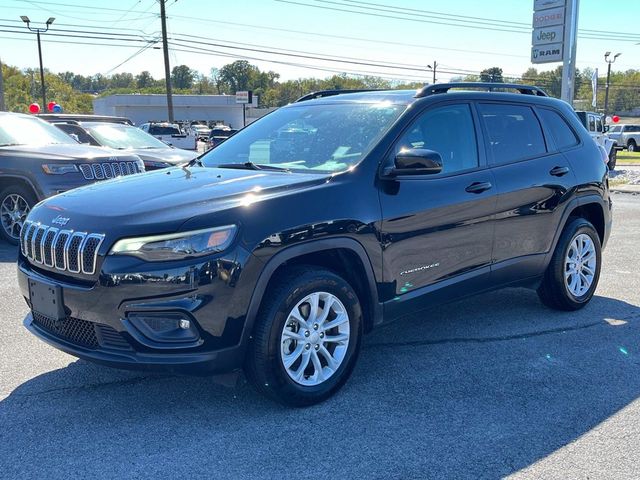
[
  {"left": 135, "top": 71, "right": 154, "bottom": 89},
  {"left": 171, "top": 65, "right": 194, "bottom": 89},
  {"left": 480, "top": 67, "right": 503, "bottom": 83}
]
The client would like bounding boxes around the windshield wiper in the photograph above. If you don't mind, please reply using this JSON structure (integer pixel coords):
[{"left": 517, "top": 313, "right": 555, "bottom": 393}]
[
  {"left": 0, "top": 142, "right": 24, "bottom": 147},
  {"left": 216, "top": 162, "right": 291, "bottom": 172}
]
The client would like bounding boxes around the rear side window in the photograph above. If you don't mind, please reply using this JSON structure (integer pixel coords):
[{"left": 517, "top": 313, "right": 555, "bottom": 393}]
[
  {"left": 536, "top": 108, "right": 579, "bottom": 150},
  {"left": 478, "top": 103, "right": 547, "bottom": 164},
  {"left": 588, "top": 115, "right": 596, "bottom": 132},
  {"left": 149, "top": 125, "right": 181, "bottom": 135},
  {"left": 595, "top": 116, "right": 603, "bottom": 133}
]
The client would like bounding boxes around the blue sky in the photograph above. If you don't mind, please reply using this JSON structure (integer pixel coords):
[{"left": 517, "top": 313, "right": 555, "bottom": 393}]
[{"left": 1, "top": 0, "right": 638, "bottom": 82}]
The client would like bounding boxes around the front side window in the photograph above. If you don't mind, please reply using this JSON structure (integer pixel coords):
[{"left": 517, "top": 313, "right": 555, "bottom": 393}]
[
  {"left": 394, "top": 103, "right": 478, "bottom": 175},
  {"left": 588, "top": 115, "right": 596, "bottom": 132},
  {"left": 479, "top": 103, "right": 547, "bottom": 164},
  {"left": 536, "top": 108, "right": 579, "bottom": 150},
  {"left": 200, "top": 102, "right": 404, "bottom": 173},
  {"left": 609, "top": 126, "right": 622, "bottom": 133}
]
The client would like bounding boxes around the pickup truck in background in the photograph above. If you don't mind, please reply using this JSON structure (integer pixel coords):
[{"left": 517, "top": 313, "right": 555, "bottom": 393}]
[
  {"left": 139, "top": 122, "right": 197, "bottom": 150},
  {"left": 575, "top": 111, "right": 617, "bottom": 170},
  {"left": 607, "top": 124, "right": 640, "bottom": 152}
]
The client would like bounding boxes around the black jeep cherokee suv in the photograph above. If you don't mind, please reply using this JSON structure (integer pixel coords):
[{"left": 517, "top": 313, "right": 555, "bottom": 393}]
[{"left": 18, "top": 83, "right": 612, "bottom": 406}]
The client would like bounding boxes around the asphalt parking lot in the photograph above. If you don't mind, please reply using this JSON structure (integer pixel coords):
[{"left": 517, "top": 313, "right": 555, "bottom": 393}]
[{"left": 1, "top": 193, "right": 639, "bottom": 479}]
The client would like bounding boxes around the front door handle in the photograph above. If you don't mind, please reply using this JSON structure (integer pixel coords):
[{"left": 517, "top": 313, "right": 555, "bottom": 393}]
[
  {"left": 465, "top": 181, "right": 493, "bottom": 194},
  {"left": 549, "top": 166, "right": 570, "bottom": 177}
]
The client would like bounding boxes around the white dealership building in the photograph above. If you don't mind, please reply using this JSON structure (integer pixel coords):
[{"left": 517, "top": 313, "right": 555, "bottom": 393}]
[{"left": 92, "top": 94, "right": 261, "bottom": 128}]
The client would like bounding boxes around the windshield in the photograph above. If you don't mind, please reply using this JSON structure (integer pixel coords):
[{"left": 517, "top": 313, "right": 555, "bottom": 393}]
[
  {"left": 200, "top": 102, "right": 404, "bottom": 173},
  {"left": 85, "top": 123, "right": 169, "bottom": 149},
  {"left": 0, "top": 115, "right": 77, "bottom": 147}
]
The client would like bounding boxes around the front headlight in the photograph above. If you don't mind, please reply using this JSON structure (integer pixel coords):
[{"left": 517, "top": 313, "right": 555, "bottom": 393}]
[
  {"left": 42, "top": 164, "right": 79, "bottom": 175},
  {"left": 109, "top": 225, "right": 237, "bottom": 261}
]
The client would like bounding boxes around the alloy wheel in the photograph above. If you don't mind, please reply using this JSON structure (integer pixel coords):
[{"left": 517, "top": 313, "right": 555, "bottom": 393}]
[
  {"left": 280, "top": 291, "right": 350, "bottom": 387},
  {"left": 564, "top": 233, "right": 596, "bottom": 298},
  {"left": 0, "top": 193, "right": 30, "bottom": 241}
]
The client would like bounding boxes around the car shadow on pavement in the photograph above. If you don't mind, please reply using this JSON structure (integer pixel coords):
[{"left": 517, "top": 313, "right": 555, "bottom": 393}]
[{"left": 2, "top": 288, "right": 640, "bottom": 479}]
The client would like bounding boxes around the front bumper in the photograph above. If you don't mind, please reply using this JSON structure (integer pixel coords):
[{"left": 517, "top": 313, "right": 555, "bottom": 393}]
[{"left": 18, "top": 246, "right": 259, "bottom": 375}]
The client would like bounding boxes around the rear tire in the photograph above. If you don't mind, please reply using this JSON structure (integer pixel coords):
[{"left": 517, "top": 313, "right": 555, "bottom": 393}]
[
  {"left": 607, "top": 148, "right": 617, "bottom": 170},
  {"left": 245, "top": 266, "right": 363, "bottom": 407},
  {"left": 0, "top": 185, "right": 36, "bottom": 245},
  {"left": 537, "top": 218, "right": 601, "bottom": 311},
  {"left": 628, "top": 140, "right": 637, "bottom": 152}
]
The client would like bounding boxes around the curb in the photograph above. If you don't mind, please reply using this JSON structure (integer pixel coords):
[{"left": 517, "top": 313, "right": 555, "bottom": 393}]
[{"left": 611, "top": 184, "right": 640, "bottom": 194}]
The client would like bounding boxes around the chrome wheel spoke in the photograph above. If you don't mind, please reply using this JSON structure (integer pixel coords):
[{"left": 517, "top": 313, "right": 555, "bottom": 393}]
[
  {"left": 283, "top": 343, "right": 304, "bottom": 369},
  {"left": 323, "top": 313, "right": 349, "bottom": 330},
  {"left": 293, "top": 350, "right": 312, "bottom": 381},
  {"left": 324, "top": 332, "right": 349, "bottom": 344},
  {"left": 318, "top": 345, "right": 340, "bottom": 371}
]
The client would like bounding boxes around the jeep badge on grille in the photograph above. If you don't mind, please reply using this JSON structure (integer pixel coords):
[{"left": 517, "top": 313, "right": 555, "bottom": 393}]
[{"left": 51, "top": 215, "right": 70, "bottom": 226}]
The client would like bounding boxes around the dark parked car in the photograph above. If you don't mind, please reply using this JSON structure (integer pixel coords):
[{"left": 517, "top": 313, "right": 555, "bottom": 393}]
[
  {"left": 207, "top": 126, "right": 238, "bottom": 149},
  {"left": 0, "top": 112, "right": 144, "bottom": 244},
  {"left": 47, "top": 119, "right": 197, "bottom": 170},
  {"left": 19, "top": 83, "right": 611, "bottom": 406}
]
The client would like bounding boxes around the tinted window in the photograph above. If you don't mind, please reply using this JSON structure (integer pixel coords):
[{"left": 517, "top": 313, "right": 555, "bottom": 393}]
[
  {"left": 588, "top": 115, "right": 596, "bottom": 132},
  {"left": 628, "top": 125, "right": 640, "bottom": 132},
  {"left": 595, "top": 116, "right": 603, "bottom": 133},
  {"left": 536, "top": 108, "right": 579, "bottom": 150},
  {"left": 395, "top": 104, "right": 478, "bottom": 174},
  {"left": 149, "top": 125, "right": 181, "bottom": 135},
  {"left": 609, "top": 126, "right": 622, "bottom": 133},
  {"left": 478, "top": 104, "right": 547, "bottom": 164}
]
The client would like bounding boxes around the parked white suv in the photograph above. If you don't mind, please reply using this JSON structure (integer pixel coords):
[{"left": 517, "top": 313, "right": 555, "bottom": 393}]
[
  {"left": 139, "top": 122, "right": 197, "bottom": 150},
  {"left": 575, "top": 111, "right": 617, "bottom": 170}
]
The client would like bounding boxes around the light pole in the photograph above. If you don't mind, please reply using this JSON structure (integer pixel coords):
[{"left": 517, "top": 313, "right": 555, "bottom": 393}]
[
  {"left": 603, "top": 51, "right": 621, "bottom": 120},
  {"left": 20, "top": 16, "right": 55, "bottom": 109}
]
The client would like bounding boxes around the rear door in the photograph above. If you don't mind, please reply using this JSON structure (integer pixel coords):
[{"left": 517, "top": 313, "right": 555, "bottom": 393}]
[{"left": 478, "top": 102, "right": 576, "bottom": 283}]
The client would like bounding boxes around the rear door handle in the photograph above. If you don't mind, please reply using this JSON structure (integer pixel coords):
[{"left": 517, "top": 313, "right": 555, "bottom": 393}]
[
  {"left": 465, "top": 181, "right": 493, "bottom": 194},
  {"left": 549, "top": 166, "right": 570, "bottom": 177}
]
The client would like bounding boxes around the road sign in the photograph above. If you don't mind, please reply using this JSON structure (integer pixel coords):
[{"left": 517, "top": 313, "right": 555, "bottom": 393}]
[
  {"left": 532, "top": 6, "right": 565, "bottom": 28},
  {"left": 235, "top": 91, "right": 253, "bottom": 104},
  {"left": 532, "top": 25, "right": 564, "bottom": 45},
  {"left": 531, "top": 43, "right": 564, "bottom": 63}
]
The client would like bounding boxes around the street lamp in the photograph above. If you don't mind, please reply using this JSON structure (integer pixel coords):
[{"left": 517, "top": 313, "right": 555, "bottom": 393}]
[
  {"left": 20, "top": 16, "right": 55, "bottom": 109},
  {"left": 427, "top": 61, "right": 437, "bottom": 84},
  {"left": 603, "top": 51, "right": 621, "bottom": 121}
]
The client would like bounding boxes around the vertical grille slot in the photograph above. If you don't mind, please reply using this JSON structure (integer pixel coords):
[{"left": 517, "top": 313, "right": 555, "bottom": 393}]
[
  {"left": 54, "top": 231, "right": 71, "bottom": 270},
  {"left": 32, "top": 226, "right": 46, "bottom": 263},
  {"left": 42, "top": 228, "right": 58, "bottom": 267},
  {"left": 65, "top": 233, "right": 86, "bottom": 273}
]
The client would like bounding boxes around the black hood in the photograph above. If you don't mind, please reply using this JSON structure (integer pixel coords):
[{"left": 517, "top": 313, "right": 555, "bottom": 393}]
[{"left": 27, "top": 166, "right": 329, "bottom": 239}]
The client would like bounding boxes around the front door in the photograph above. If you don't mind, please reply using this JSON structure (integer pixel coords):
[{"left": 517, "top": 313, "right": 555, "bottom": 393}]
[{"left": 379, "top": 102, "right": 497, "bottom": 310}]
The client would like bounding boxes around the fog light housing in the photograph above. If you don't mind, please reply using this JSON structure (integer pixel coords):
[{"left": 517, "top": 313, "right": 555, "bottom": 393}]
[{"left": 124, "top": 312, "right": 201, "bottom": 348}]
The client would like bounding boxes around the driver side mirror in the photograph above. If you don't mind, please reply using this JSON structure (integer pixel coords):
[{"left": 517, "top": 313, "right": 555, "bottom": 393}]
[{"left": 384, "top": 148, "right": 443, "bottom": 177}]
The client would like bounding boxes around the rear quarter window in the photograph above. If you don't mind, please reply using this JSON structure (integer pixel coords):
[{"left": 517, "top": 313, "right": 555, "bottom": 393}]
[
  {"left": 478, "top": 103, "right": 547, "bottom": 165},
  {"left": 536, "top": 108, "right": 579, "bottom": 150}
]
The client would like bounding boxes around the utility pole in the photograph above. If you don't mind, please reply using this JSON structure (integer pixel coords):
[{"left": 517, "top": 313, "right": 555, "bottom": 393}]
[
  {"left": 159, "top": 0, "right": 174, "bottom": 122},
  {"left": 20, "top": 16, "right": 55, "bottom": 109},
  {"left": 428, "top": 61, "right": 437, "bottom": 84},
  {"left": 603, "top": 51, "right": 621, "bottom": 120},
  {"left": 0, "top": 57, "right": 5, "bottom": 111}
]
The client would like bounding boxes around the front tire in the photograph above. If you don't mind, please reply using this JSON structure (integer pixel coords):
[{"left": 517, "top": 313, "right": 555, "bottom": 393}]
[
  {"left": 245, "top": 266, "right": 363, "bottom": 407},
  {"left": 538, "top": 218, "right": 602, "bottom": 311},
  {"left": 0, "top": 185, "right": 36, "bottom": 245}
]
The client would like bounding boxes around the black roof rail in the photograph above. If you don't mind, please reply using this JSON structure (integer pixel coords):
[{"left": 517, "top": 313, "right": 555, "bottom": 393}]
[
  {"left": 294, "top": 89, "right": 381, "bottom": 103},
  {"left": 415, "top": 82, "right": 548, "bottom": 98}
]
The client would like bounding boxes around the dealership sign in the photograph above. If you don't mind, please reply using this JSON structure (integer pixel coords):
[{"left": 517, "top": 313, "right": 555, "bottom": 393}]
[
  {"left": 235, "top": 91, "right": 253, "bottom": 104},
  {"left": 531, "top": 1, "right": 569, "bottom": 64}
]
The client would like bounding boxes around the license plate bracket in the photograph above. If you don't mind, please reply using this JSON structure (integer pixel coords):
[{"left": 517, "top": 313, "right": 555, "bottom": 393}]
[{"left": 29, "top": 278, "right": 65, "bottom": 321}]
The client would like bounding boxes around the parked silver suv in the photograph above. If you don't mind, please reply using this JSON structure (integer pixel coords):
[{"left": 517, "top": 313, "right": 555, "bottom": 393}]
[{"left": 607, "top": 124, "right": 640, "bottom": 152}]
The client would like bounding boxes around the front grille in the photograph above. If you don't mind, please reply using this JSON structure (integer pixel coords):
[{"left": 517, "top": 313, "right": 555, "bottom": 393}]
[
  {"left": 21, "top": 221, "right": 104, "bottom": 275},
  {"left": 79, "top": 161, "right": 142, "bottom": 181},
  {"left": 31, "top": 312, "right": 131, "bottom": 351}
]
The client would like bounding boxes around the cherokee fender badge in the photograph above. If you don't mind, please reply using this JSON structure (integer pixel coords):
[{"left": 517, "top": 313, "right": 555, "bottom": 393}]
[{"left": 400, "top": 263, "right": 440, "bottom": 276}]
